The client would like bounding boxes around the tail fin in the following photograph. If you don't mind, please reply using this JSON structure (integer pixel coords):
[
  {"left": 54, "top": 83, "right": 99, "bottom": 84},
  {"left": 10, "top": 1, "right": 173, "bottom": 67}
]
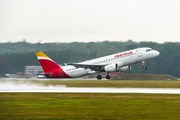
[{"left": 35, "top": 52, "right": 60, "bottom": 73}]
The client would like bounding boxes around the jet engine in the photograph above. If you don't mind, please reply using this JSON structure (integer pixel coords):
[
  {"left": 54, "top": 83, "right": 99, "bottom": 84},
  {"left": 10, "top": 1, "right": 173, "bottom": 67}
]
[
  {"left": 104, "top": 62, "right": 123, "bottom": 72},
  {"left": 118, "top": 65, "right": 131, "bottom": 72}
]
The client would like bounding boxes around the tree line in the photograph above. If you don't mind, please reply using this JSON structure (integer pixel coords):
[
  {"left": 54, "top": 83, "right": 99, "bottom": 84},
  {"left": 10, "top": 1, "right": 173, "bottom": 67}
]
[{"left": 0, "top": 40, "right": 180, "bottom": 77}]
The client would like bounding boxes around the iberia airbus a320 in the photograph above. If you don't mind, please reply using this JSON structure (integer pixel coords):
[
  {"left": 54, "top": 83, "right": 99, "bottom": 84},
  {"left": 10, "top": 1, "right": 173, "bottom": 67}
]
[{"left": 36, "top": 47, "right": 159, "bottom": 80}]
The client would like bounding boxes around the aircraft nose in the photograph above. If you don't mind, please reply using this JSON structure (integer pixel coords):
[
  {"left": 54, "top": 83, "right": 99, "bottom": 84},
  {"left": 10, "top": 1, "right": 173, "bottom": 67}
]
[{"left": 155, "top": 51, "right": 160, "bottom": 57}]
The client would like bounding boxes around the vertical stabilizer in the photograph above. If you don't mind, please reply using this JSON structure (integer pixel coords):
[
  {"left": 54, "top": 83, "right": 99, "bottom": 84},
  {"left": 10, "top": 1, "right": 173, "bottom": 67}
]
[{"left": 35, "top": 52, "right": 60, "bottom": 73}]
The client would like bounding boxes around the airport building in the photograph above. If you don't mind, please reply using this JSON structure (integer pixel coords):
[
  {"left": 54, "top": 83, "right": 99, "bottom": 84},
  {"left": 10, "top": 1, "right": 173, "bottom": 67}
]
[{"left": 25, "top": 66, "right": 43, "bottom": 76}]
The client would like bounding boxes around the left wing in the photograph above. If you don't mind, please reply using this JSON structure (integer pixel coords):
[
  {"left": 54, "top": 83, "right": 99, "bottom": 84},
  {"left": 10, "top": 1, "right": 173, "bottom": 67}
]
[{"left": 67, "top": 63, "right": 105, "bottom": 71}]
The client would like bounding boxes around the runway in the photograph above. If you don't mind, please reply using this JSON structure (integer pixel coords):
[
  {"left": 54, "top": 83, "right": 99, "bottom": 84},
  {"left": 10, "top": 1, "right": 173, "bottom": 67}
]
[{"left": 1, "top": 81, "right": 180, "bottom": 94}]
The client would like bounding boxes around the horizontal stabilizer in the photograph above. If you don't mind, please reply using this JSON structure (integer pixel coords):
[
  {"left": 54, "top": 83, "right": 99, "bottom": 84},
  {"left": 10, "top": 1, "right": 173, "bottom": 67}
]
[{"left": 35, "top": 73, "right": 53, "bottom": 76}]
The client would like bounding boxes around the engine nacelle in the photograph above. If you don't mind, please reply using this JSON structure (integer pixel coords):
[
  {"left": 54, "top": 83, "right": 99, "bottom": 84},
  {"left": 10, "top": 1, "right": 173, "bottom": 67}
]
[
  {"left": 119, "top": 65, "right": 131, "bottom": 72},
  {"left": 104, "top": 63, "right": 118, "bottom": 72},
  {"left": 104, "top": 62, "right": 124, "bottom": 72}
]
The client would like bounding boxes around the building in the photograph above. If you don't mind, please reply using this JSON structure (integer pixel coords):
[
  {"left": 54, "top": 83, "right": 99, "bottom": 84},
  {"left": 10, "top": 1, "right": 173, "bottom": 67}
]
[{"left": 25, "top": 66, "right": 43, "bottom": 76}]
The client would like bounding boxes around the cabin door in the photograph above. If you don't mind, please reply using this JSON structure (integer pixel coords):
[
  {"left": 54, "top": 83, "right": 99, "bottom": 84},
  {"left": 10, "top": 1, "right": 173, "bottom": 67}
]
[{"left": 138, "top": 48, "right": 142, "bottom": 57}]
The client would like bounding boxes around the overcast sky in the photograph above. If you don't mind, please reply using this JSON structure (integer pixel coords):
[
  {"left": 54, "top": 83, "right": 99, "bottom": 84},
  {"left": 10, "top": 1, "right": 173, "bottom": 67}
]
[{"left": 1, "top": 0, "right": 180, "bottom": 43}]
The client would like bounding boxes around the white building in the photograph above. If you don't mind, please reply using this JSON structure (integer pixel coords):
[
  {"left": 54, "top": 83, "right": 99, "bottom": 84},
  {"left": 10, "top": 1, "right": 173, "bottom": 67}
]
[{"left": 25, "top": 66, "right": 43, "bottom": 76}]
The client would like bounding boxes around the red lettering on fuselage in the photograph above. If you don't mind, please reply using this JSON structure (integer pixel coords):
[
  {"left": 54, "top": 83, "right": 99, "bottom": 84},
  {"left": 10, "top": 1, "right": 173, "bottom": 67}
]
[{"left": 114, "top": 51, "right": 133, "bottom": 58}]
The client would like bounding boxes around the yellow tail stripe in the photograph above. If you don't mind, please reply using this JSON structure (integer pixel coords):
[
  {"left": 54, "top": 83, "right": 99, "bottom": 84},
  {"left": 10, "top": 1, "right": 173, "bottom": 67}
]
[{"left": 36, "top": 52, "right": 50, "bottom": 59}]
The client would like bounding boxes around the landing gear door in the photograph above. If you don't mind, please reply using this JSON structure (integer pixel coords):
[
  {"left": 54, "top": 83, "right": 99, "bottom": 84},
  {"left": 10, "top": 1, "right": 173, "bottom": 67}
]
[{"left": 138, "top": 48, "right": 142, "bottom": 57}]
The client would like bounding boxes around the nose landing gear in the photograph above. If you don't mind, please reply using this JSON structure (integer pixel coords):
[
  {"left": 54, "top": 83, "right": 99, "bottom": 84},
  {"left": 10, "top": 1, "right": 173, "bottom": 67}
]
[{"left": 142, "top": 61, "right": 147, "bottom": 70}]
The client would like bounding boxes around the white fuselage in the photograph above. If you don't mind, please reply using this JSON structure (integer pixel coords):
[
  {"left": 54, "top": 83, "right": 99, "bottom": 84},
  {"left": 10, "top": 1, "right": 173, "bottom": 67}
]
[{"left": 61, "top": 47, "right": 159, "bottom": 78}]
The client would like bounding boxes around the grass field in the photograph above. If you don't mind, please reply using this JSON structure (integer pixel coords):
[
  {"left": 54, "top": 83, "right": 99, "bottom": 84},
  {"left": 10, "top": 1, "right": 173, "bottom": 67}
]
[
  {"left": 112, "top": 74, "right": 179, "bottom": 81},
  {"left": 38, "top": 80, "right": 180, "bottom": 88},
  {"left": 1, "top": 79, "right": 180, "bottom": 119},
  {"left": 1, "top": 93, "right": 180, "bottom": 120}
]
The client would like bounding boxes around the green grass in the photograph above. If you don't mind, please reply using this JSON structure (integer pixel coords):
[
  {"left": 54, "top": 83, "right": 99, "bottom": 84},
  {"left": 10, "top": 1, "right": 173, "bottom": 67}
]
[
  {"left": 112, "top": 74, "right": 179, "bottom": 81},
  {"left": 1, "top": 79, "right": 180, "bottom": 119},
  {"left": 1, "top": 93, "right": 180, "bottom": 120},
  {"left": 42, "top": 80, "right": 180, "bottom": 88}
]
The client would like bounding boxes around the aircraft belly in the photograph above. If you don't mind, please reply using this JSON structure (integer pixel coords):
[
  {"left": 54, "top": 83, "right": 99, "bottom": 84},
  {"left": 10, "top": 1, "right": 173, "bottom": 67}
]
[{"left": 66, "top": 68, "right": 88, "bottom": 78}]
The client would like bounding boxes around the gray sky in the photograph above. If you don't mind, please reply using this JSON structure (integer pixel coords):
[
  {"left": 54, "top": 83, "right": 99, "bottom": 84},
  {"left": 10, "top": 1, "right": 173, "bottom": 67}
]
[{"left": 1, "top": 0, "right": 180, "bottom": 43}]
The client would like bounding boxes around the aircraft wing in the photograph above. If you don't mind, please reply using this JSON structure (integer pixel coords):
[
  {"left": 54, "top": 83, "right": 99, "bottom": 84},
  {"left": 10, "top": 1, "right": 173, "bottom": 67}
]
[{"left": 67, "top": 63, "right": 105, "bottom": 71}]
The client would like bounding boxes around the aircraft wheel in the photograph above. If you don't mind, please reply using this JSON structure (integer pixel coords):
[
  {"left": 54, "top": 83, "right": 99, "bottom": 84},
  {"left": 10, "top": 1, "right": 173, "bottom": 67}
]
[
  {"left": 143, "top": 66, "right": 147, "bottom": 70},
  {"left": 97, "top": 75, "right": 102, "bottom": 80},
  {"left": 106, "top": 75, "right": 111, "bottom": 80}
]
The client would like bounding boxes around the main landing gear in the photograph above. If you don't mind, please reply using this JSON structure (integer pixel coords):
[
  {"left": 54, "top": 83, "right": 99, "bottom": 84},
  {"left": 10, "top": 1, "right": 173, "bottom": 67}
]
[
  {"left": 97, "top": 75, "right": 102, "bottom": 80},
  {"left": 142, "top": 61, "right": 147, "bottom": 70},
  {"left": 106, "top": 72, "right": 111, "bottom": 79},
  {"left": 97, "top": 72, "right": 111, "bottom": 80}
]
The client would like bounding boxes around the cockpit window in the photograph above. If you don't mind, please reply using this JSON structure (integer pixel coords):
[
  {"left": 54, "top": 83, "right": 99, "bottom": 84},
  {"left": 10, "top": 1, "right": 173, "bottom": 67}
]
[{"left": 146, "top": 49, "right": 153, "bottom": 52}]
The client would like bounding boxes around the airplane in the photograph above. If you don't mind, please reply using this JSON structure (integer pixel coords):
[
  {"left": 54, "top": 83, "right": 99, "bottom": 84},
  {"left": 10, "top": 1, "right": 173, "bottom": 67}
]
[{"left": 35, "top": 47, "right": 159, "bottom": 80}]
